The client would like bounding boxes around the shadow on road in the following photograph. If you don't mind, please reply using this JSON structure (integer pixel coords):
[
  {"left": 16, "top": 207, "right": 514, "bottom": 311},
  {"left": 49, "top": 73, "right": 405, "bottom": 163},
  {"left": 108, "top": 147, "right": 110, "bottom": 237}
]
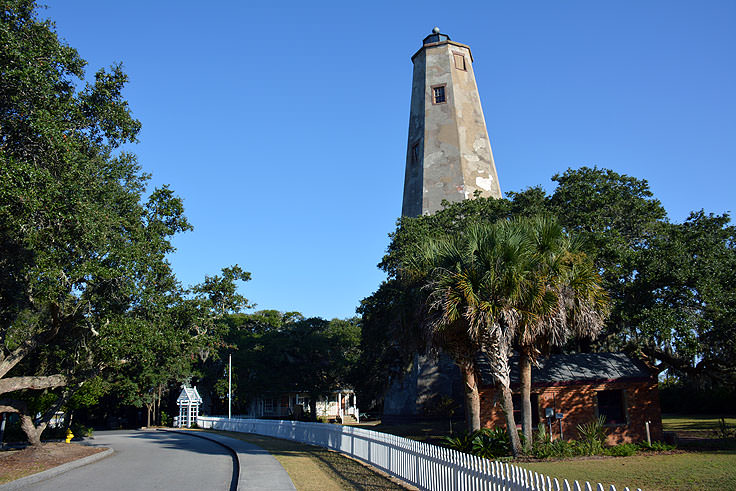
[{"left": 89, "top": 430, "right": 238, "bottom": 491}]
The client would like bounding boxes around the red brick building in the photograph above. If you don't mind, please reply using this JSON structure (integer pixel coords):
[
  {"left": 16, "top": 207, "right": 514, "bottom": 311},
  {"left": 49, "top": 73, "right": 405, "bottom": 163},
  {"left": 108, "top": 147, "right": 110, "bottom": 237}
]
[{"left": 478, "top": 353, "right": 663, "bottom": 445}]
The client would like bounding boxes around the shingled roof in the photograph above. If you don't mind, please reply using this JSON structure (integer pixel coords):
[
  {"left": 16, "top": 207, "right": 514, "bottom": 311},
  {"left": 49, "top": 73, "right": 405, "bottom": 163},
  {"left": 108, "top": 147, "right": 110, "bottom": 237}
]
[{"left": 478, "top": 352, "right": 653, "bottom": 387}]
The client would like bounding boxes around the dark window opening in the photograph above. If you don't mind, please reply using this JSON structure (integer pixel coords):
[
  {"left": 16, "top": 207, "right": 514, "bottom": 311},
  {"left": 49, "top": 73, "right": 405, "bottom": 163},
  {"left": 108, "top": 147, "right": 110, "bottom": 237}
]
[
  {"left": 512, "top": 393, "right": 539, "bottom": 427},
  {"left": 454, "top": 53, "right": 466, "bottom": 71},
  {"left": 597, "top": 390, "right": 626, "bottom": 425},
  {"left": 433, "top": 86, "right": 446, "bottom": 104},
  {"left": 411, "top": 143, "right": 421, "bottom": 164}
]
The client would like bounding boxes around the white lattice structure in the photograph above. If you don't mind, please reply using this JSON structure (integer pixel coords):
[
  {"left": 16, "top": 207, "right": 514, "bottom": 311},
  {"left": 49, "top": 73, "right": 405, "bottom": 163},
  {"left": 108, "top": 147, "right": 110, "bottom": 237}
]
[{"left": 176, "top": 386, "right": 202, "bottom": 428}]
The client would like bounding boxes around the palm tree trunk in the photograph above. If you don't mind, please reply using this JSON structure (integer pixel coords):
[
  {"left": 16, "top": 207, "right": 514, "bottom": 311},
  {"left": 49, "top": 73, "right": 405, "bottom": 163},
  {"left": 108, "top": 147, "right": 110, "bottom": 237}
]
[
  {"left": 460, "top": 364, "right": 481, "bottom": 432},
  {"left": 520, "top": 350, "right": 533, "bottom": 450},
  {"left": 499, "top": 384, "right": 522, "bottom": 457}
]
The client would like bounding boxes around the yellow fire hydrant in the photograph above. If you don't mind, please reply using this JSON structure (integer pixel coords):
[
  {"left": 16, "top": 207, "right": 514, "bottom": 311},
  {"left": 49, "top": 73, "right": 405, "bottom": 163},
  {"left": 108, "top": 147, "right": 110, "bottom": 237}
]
[{"left": 65, "top": 428, "right": 74, "bottom": 443}]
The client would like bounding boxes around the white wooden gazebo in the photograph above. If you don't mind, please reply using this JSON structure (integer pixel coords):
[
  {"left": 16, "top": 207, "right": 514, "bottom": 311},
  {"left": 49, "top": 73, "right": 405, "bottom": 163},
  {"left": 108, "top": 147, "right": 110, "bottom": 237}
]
[{"left": 176, "top": 385, "right": 202, "bottom": 428}]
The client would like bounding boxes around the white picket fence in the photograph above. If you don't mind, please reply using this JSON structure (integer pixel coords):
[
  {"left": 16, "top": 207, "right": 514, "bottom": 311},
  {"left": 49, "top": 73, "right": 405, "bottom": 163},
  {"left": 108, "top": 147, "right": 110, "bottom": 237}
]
[{"left": 197, "top": 416, "right": 641, "bottom": 491}]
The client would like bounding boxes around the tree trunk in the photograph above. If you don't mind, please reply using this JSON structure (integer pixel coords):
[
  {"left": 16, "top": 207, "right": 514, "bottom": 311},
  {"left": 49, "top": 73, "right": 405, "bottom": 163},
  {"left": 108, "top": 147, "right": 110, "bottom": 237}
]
[
  {"left": 157, "top": 386, "right": 163, "bottom": 426},
  {"left": 520, "top": 351, "right": 533, "bottom": 451},
  {"left": 460, "top": 365, "right": 481, "bottom": 432},
  {"left": 146, "top": 403, "right": 152, "bottom": 427},
  {"left": 499, "top": 384, "right": 522, "bottom": 457},
  {"left": 0, "top": 398, "right": 45, "bottom": 446},
  {"left": 19, "top": 413, "right": 46, "bottom": 447},
  {"left": 309, "top": 396, "right": 318, "bottom": 422},
  {"left": 154, "top": 387, "right": 161, "bottom": 426}
]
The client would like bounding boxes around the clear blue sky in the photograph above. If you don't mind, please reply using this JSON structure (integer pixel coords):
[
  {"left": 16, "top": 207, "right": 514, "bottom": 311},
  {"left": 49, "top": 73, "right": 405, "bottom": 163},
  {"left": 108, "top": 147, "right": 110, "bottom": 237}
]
[{"left": 43, "top": 1, "right": 735, "bottom": 319}]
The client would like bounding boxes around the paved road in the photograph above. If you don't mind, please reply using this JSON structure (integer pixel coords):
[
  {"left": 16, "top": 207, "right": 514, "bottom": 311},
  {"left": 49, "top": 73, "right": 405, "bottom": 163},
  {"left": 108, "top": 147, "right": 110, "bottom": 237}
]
[{"left": 25, "top": 430, "right": 234, "bottom": 490}]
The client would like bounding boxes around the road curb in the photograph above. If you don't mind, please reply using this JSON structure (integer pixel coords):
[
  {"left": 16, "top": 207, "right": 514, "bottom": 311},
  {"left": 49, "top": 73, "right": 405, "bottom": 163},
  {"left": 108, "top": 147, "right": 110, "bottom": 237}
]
[{"left": 0, "top": 447, "right": 114, "bottom": 490}]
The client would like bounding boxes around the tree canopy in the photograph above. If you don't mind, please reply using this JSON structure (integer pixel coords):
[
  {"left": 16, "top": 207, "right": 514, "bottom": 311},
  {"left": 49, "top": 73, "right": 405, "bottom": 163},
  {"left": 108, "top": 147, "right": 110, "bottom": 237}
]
[
  {"left": 362, "top": 165, "right": 735, "bottom": 427},
  {"left": 209, "top": 311, "right": 360, "bottom": 420},
  {"left": 0, "top": 0, "right": 251, "bottom": 443}
]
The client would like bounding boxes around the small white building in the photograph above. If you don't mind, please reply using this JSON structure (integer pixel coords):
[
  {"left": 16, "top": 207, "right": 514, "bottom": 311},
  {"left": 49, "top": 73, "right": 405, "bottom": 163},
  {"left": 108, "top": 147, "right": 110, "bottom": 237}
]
[{"left": 176, "top": 385, "right": 203, "bottom": 428}]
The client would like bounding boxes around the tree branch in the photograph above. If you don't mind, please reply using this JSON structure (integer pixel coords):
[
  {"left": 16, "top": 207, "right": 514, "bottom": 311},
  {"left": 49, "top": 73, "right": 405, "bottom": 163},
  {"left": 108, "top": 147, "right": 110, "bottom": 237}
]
[
  {"left": 0, "top": 305, "right": 63, "bottom": 379},
  {"left": 0, "top": 374, "right": 67, "bottom": 395},
  {"left": 0, "top": 398, "right": 28, "bottom": 414}
]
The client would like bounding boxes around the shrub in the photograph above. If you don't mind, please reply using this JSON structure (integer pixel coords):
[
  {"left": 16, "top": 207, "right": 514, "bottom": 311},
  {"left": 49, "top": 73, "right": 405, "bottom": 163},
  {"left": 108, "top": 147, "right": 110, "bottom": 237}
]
[
  {"left": 443, "top": 431, "right": 476, "bottom": 454},
  {"left": 638, "top": 440, "right": 675, "bottom": 452},
  {"left": 472, "top": 427, "right": 511, "bottom": 458},
  {"left": 444, "top": 427, "right": 513, "bottom": 458},
  {"left": 71, "top": 423, "right": 94, "bottom": 438},
  {"left": 546, "top": 439, "right": 580, "bottom": 458},
  {"left": 576, "top": 416, "right": 606, "bottom": 455},
  {"left": 530, "top": 426, "right": 581, "bottom": 459},
  {"left": 605, "top": 443, "right": 638, "bottom": 457}
]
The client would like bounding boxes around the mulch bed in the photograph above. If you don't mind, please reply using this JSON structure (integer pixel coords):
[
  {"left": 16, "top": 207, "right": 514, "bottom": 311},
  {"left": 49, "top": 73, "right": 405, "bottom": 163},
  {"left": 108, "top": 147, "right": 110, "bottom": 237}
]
[{"left": 0, "top": 442, "right": 107, "bottom": 484}]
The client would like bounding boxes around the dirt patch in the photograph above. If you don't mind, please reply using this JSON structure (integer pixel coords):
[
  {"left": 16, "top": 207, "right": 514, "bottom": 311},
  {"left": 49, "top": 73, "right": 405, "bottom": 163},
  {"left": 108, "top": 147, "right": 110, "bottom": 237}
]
[{"left": 0, "top": 442, "right": 107, "bottom": 484}]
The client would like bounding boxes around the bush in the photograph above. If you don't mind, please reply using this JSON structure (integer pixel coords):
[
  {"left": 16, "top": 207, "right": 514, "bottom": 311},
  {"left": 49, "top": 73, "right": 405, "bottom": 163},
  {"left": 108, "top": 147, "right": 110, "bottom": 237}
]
[
  {"left": 576, "top": 416, "right": 606, "bottom": 455},
  {"left": 71, "top": 423, "right": 94, "bottom": 438},
  {"left": 443, "top": 431, "right": 476, "bottom": 453},
  {"left": 530, "top": 424, "right": 582, "bottom": 459},
  {"left": 638, "top": 440, "right": 676, "bottom": 452},
  {"left": 472, "top": 427, "right": 511, "bottom": 458},
  {"left": 605, "top": 443, "right": 638, "bottom": 457},
  {"left": 443, "top": 427, "right": 513, "bottom": 458},
  {"left": 546, "top": 439, "right": 581, "bottom": 458}
]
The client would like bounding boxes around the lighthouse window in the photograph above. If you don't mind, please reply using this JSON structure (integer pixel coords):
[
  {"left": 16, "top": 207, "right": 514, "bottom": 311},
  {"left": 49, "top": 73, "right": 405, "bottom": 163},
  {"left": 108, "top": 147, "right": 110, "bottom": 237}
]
[
  {"left": 432, "top": 85, "right": 446, "bottom": 104},
  {"left": 453, "top": 53, "right": 466, "bottom": 71},
  {"left": 411, "top": 142, "right": 421, "bottom": 164}
]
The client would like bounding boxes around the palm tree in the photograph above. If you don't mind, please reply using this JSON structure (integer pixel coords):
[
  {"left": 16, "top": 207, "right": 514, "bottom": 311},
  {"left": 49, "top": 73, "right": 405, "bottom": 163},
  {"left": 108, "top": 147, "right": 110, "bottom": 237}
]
[
  {"left": 405, "top": 220, "right": 544, "bottom": 456},
  {"left": 514, "top": 216, "right": 610, "bottom": 448}
]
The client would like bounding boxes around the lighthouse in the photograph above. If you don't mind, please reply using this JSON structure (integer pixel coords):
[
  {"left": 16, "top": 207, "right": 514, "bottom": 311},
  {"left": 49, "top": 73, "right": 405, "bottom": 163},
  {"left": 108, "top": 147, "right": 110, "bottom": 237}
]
[
  {"left": 402, "top": 27, "right": 501, "bottom": 218},
  {"left": 385, "top": 29, "right": 502, "bottom": 421}
]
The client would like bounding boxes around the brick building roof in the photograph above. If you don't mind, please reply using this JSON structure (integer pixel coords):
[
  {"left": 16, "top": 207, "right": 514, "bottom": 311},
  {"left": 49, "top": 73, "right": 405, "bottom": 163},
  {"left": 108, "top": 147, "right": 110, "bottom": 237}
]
[{"left": 478, "top": 352, "right": 653, "bottom": 387}]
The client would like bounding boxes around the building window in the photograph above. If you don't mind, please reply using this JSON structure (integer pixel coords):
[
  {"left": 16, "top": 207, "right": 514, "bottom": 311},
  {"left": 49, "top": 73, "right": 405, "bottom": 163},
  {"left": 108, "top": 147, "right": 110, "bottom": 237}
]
[
  {"left": 597, "top": 390, "right": 626, "bottom": 425},
  {"left": 264, "top": 398, "right": 274, "bottom": 414},
  {"left": 453, "top": 53, "right": 466, "bottom": 71},
  {"left": 512, "top": 393, "right": 539, "bottom": 427},
  {"left": 432, "top": 85, "right": 446, "bottom": 104}
]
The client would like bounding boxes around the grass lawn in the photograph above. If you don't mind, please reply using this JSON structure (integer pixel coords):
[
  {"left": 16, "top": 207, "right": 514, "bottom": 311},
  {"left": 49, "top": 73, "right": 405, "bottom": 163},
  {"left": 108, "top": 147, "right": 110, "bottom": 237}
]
[
  {"left": 207, "top": 430, "right": 407, "bottom": 490},
  {"left": 662, "top": 414, "right": 736, "bottom": 437},
  {"left": 370, "top": 416, "right": 736, "bottom": 490},
  {"left": 519, "top": 451, "right": 736, "bottom": 491}
]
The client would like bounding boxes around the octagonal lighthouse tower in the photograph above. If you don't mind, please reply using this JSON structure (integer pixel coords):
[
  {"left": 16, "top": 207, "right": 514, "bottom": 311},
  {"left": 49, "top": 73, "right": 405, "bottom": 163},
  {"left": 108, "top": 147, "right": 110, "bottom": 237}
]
[
  {"left": 384, "top": 29, "right": 502, "bottom": 423},
  {"left": 402, "top": 28, "right": 501, "bottom": 217}
]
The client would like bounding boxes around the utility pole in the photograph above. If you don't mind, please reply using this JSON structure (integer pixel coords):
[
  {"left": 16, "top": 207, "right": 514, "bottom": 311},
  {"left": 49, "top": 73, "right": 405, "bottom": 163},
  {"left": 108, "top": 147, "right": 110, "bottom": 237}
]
[{"left": 228, "top": 353, "right": 232, "bottom": 419}]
